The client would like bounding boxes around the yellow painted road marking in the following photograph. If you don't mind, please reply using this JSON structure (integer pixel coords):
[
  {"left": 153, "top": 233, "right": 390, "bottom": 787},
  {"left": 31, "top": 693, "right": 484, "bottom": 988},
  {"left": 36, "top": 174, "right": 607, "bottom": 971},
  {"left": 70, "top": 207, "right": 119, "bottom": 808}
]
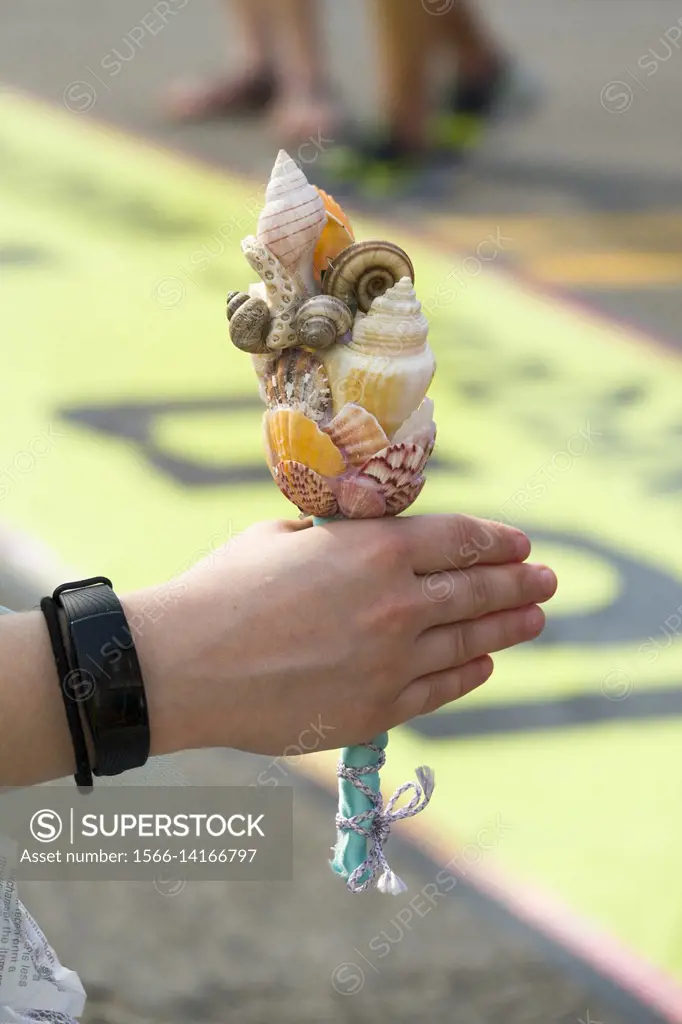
[
  {"left": 4, "top": 91, "right": 682, "bottom": 983},
  {"left": 526, "top": 251, "right": 682, "bottom": 286},
  {"left": 427, "top": 212, "right": 682, "bottom": 287}
]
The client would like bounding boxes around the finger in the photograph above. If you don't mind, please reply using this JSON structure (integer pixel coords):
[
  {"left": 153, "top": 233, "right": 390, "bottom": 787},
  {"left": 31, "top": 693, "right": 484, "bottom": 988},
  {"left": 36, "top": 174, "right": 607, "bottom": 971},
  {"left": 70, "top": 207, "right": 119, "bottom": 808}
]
[
  {"left": 418, "top": 561, "right": 557, "bottom": 628},
  {"left": 397, "top": 514, "right": 530, "bottom": 574},
  {"left": 390, "top": 655, "right": 495, "bottom": 726},
  {"left": 247, "top": 517, "right": 315, "bottom": 538},
  {"left": 413, "top": 605, "right": 545, "bottom": 678}
]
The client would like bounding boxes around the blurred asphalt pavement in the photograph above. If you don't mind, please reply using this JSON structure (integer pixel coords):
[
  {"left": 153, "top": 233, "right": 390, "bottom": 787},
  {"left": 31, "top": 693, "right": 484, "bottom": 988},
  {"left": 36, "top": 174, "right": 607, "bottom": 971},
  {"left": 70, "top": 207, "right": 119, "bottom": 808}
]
[{"left": 3, "top": 1, "right": 682, "bottom": 1022}]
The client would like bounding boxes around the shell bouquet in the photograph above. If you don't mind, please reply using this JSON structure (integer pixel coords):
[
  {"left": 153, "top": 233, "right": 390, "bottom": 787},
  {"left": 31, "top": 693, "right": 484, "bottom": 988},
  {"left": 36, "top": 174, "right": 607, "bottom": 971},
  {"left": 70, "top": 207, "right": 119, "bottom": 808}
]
[{"left": 227, "top": 151, "right": 435, "bottom": 893}]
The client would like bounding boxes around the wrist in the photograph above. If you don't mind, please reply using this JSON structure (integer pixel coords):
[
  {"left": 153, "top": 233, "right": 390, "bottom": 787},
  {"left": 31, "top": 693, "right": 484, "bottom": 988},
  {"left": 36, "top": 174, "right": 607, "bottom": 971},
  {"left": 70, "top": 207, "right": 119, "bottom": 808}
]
[{"left": 119, "top": 586, "right": 220, "bottom": 758}]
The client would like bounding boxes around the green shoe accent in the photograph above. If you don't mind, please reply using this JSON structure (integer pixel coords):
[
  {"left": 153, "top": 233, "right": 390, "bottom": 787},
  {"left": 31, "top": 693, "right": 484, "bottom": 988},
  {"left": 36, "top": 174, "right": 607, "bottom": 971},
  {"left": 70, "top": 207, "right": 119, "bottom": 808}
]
[{"left": 431, "top": 112, "right": 484, "bottom": 152}]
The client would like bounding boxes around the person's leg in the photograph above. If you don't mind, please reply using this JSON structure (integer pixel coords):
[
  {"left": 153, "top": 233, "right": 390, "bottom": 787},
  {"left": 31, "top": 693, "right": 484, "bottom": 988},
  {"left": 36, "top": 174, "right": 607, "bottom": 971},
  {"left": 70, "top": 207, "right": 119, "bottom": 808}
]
[
  {"left": 375, "top": 0, "right": 432, "bottom": 150},
  {"left": 340, "top": 0, "right": 501, "bottom": 151},
  {"left": 269, "top": 0, "right": 338, "bottom": 142},
  {"left": 312, "top": 0, "right": 432, "bottom": 194},
  {"left": 426, "top": 0, "right": 535, "bottom": 150},
  {"left": 425, "top": 0, "right": 502, "bottom": 83},
  {"left": 165, "top": 0, "right": 276, "bottom": 121}
]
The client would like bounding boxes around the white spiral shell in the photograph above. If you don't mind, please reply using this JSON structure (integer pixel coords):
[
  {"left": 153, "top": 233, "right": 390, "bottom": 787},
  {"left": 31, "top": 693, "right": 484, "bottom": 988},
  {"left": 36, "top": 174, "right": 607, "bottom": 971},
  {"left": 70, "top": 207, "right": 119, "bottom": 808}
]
[
  {"left": 321, "top": 277, "right": 436, "bottom": 438},
  {"left": 257, "top": 150, "right": 326, "bottom": 278}
]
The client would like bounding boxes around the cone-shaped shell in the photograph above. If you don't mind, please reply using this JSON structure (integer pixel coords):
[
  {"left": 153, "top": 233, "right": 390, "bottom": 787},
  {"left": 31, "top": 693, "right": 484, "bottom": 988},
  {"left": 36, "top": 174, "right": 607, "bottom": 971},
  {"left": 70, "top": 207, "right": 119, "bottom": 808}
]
[
  {"left": 257, "top": 150, "right": 326, "bottom": 273},
  {"left": 274, "top": 460, "right": 339, "bottom": 517},
  {"left": 263, "top": 408, "right": 346, "bottom": 478},
  {"left": 321, "top": 277, "right": 435, "bottom": 438}
]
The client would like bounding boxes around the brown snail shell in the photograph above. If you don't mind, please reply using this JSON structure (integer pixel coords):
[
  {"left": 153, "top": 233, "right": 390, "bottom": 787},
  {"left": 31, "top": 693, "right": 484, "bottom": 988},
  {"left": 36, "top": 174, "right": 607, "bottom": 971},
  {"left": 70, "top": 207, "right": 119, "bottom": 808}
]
[
  {"left": 227, "top": 293, "right": 271, "bottom": 354},
  {"left": 322, "top": 241, "right": 415, "bottom": 314},
  {"left": 295, "top": 295, "right": 353, "bottom": 350},
  {"left": 226, "top": 290, "right": 249, "bottom": 320}
]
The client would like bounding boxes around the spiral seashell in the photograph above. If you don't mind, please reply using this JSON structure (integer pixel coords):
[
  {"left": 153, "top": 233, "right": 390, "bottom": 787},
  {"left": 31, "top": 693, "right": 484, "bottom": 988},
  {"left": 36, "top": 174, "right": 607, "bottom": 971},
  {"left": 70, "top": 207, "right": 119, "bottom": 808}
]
[
  {"left": 274, "top": 460, "right": 339, "bottom": 517},
  {"left": 323, "top": 404, "right": 389, "bottom": 466},
  {"left": 257, "top": 150, "right": 326, "bottom": 282},
  {"left": 226, "top": 290, "right": 249, "bottom": 319},
  {"left": 321, "top": 276, "right": 435, "bottom": 438},
  {"left": 261, "top": 349, "right": 331, "bottom": 421},
  {"left": 263, "top": 408, "right": 346, "bottom": 478},
  {"left": 295, "top": 295, "right": 353, "bottom": 351},
  {"left": 323, "top": 240, "right": 414, "bottom": 313},
  {"left": 227, "top": 294, "right": 271, "bottom": 353}
]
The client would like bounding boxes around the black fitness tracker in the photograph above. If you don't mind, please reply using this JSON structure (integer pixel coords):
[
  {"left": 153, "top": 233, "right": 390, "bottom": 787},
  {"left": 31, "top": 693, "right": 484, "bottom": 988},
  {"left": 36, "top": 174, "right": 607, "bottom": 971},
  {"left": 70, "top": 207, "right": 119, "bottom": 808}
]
[
  {"left": 50, "top": 576, "right": 150, "bottom": 778},
  {"left": 40, "top": 595, "right": 93, "bottom": 791}
]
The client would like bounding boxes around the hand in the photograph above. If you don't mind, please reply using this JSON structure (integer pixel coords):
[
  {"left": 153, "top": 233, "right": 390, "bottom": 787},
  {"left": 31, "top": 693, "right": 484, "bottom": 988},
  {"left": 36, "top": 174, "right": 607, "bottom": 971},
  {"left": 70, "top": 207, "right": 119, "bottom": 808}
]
[{"left": 127, "top": 515, "right": 557, "bottom": 758}]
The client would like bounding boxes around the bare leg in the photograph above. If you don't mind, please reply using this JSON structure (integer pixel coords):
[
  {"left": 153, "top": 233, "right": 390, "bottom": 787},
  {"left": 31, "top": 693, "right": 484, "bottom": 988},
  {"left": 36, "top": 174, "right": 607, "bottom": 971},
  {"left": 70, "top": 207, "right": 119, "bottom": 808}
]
[
  {"left": 269, "top": 0, "right": 339, "bottom": 142},
  {"left": 424, "top": 0, "right": 502, "bottom": 81},
  {"left": 375, "top": 0, "right": 431, "bottom": 149},
  {"left": 228, "top": 0, "right": 273, "bottom": 74},
  {"left": 165, "top": 0, "right": 276, "bottom": 121}
]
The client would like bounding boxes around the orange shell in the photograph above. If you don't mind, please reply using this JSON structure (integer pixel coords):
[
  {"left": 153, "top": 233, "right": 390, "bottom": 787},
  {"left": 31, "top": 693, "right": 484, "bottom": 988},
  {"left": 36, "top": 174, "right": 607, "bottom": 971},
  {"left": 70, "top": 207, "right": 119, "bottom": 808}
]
[
  {"left": 313, "top": 188, "right": 355, "bottom": 283},
  {"left": 264, "top": 408, "right": 346, "bottom": 478},
  {"left": 316, "top": 188, "right": 354, "bottom": 237}
]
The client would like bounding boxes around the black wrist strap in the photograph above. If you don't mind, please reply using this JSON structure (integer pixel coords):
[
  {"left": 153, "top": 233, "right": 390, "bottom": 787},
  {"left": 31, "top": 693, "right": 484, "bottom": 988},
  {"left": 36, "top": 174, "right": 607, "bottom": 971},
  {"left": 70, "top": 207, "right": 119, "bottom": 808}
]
[
  {"left": 52, "top": 577, "right": 151, "bottom": 777},
  {"left": 40, "top": 596, "right": 94, "bottom": 792}
]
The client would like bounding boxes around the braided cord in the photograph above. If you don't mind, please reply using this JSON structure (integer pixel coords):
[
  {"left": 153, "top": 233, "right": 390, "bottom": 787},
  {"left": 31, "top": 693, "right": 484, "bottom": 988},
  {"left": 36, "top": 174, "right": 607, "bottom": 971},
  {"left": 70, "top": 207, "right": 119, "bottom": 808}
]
[{"left": 336, "top": 743, "right": 435, "bottom": 894}]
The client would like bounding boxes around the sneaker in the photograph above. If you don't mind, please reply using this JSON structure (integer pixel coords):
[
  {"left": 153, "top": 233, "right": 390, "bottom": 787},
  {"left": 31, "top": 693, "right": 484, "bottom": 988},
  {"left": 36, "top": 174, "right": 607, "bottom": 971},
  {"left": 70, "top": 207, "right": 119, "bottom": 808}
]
[
  {"left": 431, "top": 59, "right": 540, "bottom": 157},
  {"left": 314, "top": 132, "right": 441, "bottom": 201}
]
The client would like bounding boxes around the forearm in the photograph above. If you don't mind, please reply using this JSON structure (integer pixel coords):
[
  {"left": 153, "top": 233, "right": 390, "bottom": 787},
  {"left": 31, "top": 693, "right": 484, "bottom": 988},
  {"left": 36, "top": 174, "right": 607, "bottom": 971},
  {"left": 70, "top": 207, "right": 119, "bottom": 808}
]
[
  {"left": 0, "top": 592, "right": 194, "bottom": 788},
  {"left": 0, "top": 609, "right": 74, "bottom": 786}
]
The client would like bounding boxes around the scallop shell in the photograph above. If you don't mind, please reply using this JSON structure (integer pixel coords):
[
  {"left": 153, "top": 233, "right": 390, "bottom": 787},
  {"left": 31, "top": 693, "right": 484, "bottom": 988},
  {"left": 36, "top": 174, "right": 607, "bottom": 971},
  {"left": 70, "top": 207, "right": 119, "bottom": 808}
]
[
  {"left": 392, "top": 397, "right": 437, "bottom": 453},
  {"left": 385, "top": 476, "right": 426, "bottom": 516},
  {"left": 274, "top": 460, "right": 339, "bottom": 517},
  {"left": 321, "top": 277, "right": 436, "bottom": 438},
  {"left": 313, "top": 189, "right": 355, "bottom": 283},
  {"left": 261, "top": 349, "right": 331, "bottom": 421},
  {"left": 323, "top": 404, "right": 389, "bottom": 465},
  {"left": 333, "top": 477, "right": 386, "bottom": 519},
  {"left": 264, "top": 408, "right": 346, "bottom": 478},
  {"left": 359, "top": 442, "right": 426, "bottom": 494},
  {"left": 257, "top": 150, "right": 326, "bottom": 279}
]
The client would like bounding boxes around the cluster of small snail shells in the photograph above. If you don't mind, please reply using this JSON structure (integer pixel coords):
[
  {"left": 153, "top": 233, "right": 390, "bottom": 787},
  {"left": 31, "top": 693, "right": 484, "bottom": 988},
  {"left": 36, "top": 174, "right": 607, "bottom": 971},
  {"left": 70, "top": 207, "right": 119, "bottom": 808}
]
[
  {"left": 226, "top": 291, "right": 270, "bottom": 354},
  {"left": 227, "top": 239, "right": 415, "bottom": 354}
]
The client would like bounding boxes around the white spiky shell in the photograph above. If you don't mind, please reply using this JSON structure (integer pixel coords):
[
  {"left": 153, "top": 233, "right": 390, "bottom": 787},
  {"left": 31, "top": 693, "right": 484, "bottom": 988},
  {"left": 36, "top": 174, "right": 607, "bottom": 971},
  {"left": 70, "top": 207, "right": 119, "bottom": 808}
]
[
  {"left": 257, "top": 150, "right": 326, "bottom": 284},
  {"left": 321, "top": 277, "right": 436, "bottom": 439}
]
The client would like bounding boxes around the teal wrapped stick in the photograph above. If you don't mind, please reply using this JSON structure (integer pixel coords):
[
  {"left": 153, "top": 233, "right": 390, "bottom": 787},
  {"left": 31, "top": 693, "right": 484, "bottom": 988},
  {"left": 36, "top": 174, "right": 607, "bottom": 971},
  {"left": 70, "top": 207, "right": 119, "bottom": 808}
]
[
  {"left": 330, "top": 732, "right": 388, "bottom": 888},
  {"left": 313, "top": 516, "right": 435, "bottom": 894}
]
